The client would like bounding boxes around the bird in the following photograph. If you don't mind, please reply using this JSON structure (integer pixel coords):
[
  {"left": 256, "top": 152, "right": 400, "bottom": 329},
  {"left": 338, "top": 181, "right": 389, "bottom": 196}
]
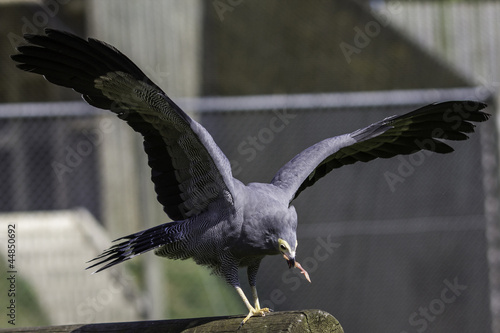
[{"left": 12, "top": 28, "right": 490, "bottom": 326}]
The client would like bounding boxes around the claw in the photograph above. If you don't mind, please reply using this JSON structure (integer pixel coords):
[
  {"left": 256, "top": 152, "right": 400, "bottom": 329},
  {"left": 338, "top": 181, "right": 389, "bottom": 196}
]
[{"left": 238, "top": 307, "right": 271, "bottom": 329}]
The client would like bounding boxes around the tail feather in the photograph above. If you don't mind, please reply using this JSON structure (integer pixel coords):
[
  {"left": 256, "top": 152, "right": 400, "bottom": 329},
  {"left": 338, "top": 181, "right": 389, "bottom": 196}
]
[{"left": 87, "top": 221, "right": 183, "bottom": 273}]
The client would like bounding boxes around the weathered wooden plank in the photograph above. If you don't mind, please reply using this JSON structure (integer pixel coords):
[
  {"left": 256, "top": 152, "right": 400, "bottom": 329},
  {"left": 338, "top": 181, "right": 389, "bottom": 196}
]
[{"left": 1, "top": 309, "right": 343, "bottom": 333}]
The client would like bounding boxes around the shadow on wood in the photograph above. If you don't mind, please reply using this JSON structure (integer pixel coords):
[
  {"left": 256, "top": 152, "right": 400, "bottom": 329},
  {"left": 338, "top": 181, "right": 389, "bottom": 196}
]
[{"left": 1, "top": 309, "right": 343, "bottom": 332}]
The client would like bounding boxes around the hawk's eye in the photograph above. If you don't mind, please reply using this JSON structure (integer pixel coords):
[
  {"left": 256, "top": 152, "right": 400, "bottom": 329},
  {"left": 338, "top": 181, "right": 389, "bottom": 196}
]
[{"left": 280, "top": 244, "right": 287, "bottom": 251}]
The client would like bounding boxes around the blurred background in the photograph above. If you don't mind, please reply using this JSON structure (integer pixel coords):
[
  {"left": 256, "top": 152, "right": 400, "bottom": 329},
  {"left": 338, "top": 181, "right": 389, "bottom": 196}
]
[{"left": 0, "top": 0, "right": 499, "bottom": 332}]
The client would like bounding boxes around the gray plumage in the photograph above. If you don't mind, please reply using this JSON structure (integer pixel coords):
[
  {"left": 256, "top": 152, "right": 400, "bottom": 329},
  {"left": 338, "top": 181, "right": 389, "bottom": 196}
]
[{"left": 11, "top": 28, "right": 490, "bottom": 324}]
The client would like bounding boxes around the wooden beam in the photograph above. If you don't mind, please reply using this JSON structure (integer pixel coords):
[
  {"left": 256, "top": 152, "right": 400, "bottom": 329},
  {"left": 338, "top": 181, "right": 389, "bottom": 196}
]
[{"left": 1, "top": 309, "right": 343, "bottom": 332}]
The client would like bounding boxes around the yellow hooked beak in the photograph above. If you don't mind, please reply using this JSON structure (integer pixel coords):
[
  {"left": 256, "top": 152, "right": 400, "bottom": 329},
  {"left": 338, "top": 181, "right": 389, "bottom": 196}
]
[
  {"left": 279, "top": 238, "right": 311, "bottom": 283},
  {"left": 282, "top": 253, "right": 295, "bottom": 269}
]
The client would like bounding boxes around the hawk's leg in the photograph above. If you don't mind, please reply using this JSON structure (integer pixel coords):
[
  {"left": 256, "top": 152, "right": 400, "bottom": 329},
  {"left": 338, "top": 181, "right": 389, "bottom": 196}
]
[
  {"left": 235, "top": 286, "right": 271, "bottom": 328},
  {"left": 247, "top": 260, "right": 269, "bottom": 312},
  {"left": 236, "top": 260, "right": 270, "bottom": 328}
]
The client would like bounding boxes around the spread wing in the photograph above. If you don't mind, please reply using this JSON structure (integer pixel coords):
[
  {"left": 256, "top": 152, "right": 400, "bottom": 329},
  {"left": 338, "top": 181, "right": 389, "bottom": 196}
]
[
  {"left": 12, "top": 28, "right": 235, "bottom": 220},
  {"left": 271, "top": 101, "right": 490, "bottom": 203}
]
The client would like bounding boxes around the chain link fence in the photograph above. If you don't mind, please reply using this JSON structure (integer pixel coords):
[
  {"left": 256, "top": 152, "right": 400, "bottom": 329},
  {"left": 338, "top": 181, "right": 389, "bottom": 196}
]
[{"left": 0, "top": 88, "right": 497, "bottom": 331}]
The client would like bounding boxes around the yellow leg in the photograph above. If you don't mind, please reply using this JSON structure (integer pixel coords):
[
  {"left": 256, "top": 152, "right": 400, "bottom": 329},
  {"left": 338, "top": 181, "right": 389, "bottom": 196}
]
[
  {"left": 235, "top": 286, "right": 270, "bottom": 328},
  {"left": 252, "top": 285, "right": 268, "bottom": 311},
  {"left": 236, "top": 286, "right": 254, "bottom": 312}
]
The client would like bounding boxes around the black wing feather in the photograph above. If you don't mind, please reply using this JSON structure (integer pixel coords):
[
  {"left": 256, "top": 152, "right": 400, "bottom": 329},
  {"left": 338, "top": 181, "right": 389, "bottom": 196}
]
[
  {"left": 12, "top": 28, "right": 234, "bottom": 221},
  {"left": 273, "top": 101, "right": 490, "bottom": 201}
]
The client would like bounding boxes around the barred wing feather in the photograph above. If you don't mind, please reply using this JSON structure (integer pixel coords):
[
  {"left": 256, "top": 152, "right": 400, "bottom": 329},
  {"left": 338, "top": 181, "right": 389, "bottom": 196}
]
[
  {"left": 272, "top": 101, "right": 490, "bottom": 203},
  {"left": 12, "top": 28, "right": 235, "bottom": 220}
]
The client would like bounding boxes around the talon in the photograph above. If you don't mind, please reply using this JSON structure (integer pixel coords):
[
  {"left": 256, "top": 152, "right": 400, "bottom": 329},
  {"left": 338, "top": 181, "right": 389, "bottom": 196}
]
[
  {"left": 239, "top": 307, "right": 271, "bottom": 328},
  {"left": 258, "top": 307, "right": 270, "bottom": 316}
]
